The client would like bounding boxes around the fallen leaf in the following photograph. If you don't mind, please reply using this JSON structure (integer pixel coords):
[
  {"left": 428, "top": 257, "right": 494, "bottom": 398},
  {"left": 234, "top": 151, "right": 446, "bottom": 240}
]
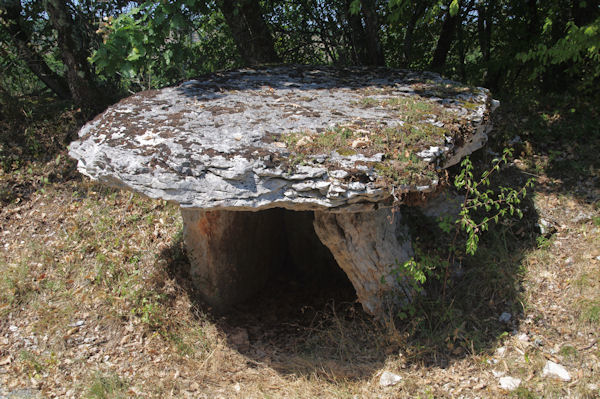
[
  {"left": 296, "top": 136, "right": 313, "bottom": 147},
  {"left": 351, "top": 136, "right": 370, "bottom": 149},
  {"left": 63, "top": 327, "right": 79, "bottom": 338}
]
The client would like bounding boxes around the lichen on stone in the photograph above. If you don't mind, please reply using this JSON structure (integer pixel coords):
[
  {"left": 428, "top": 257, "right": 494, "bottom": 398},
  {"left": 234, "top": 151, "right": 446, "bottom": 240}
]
[{"left": 69, "top": 65, "right": 495, "bottom": 212}]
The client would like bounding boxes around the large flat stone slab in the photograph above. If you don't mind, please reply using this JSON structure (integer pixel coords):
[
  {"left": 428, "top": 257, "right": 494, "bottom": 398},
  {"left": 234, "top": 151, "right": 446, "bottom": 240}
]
[{"left": 69, "top": 66, "right": 494, "bottom": 212}]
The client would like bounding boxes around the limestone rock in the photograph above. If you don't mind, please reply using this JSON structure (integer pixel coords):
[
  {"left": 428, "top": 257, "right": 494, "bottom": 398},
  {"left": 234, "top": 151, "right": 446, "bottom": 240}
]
[
  {"left": 499, "top": 376, "right": 521, "bottom": 391},
  {"left": 379, "top": 371, "right": 402, "bottom": 387},
  {"left": 69, "top": 66, "right": 495, "bottom": 212},
  {"left": 499, "top": 312, "right": 512, "bottom": 323},
  {"left": 542, "top": 360, "right": 571, "bottom": 381},
  {"left": 313, "top": 207, "right": 413, "bottom": 316},
  {"left": 68, "top": 66, "right": 497, "bottom": 318}
]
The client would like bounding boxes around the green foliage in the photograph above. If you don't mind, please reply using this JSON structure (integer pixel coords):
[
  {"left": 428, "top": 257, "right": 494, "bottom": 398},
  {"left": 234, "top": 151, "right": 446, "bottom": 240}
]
[
  {"left": 449, "top": 0, "right": 460, "bottom": 17},
  {"left": 90, "top": 1, "right": 239, "bottom": 90},
  {"left": 394, "top": 246, "right": 446, "bottom": 319},
  {"left": 516, "top": 16, "right": 600, "bottom": 94},
  {"left": 455, "top": 148, "right": 535, "bottom": 255},
  {"left": 3, "top": 0, "right": 599, "bottom": 103},
  {"left": 132, "top": 292, "right": 167, "bottom": 329},
  {"left": 0, "top": 7, "right": 56, "bottom": 100},
  {"left": 391, "top": 148, "right": 534, "bottom": 320},
  {"left": 349, "top": 0, "right": 361, "bottom": 15},
  {"left": 512, "top": 387, "right": 539, "bottom": 399},
  {"left": 579, "top": 300, "right": 600, "bottom": 324},
  {"left": 19, "top": 350, "right": 45, "bottom": 375}
]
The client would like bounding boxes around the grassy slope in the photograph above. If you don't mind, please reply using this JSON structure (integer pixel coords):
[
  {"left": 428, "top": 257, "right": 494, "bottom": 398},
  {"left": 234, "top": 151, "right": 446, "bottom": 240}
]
[{"left": 0, "top": 93, "right": 598, "bottom": 398}]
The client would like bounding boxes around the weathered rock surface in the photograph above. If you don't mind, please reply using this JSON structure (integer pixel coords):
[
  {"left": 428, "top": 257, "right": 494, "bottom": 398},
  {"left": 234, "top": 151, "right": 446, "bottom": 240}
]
[
  {"left": 313, "top": 207, "right": 413, "bottom": 315},
  {"left": 181, "top": 208, "right": 286, "bottom": 310},
  {"left": 379, "top": 371, "right": 403, "bottom": 387},
  {"left": 69, "top": 65, "right": 494, "bottom": 212},
  {"left": 542, "top": 360, "right": 571, "bottom": 381}
]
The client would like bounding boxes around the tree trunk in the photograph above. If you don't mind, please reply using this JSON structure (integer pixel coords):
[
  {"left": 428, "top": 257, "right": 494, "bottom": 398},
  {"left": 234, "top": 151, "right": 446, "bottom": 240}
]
[
  {"left": 217, "top": 0, "right": 280, "bottom": 65},
  {"left": 344, "top": 0, "right": 368, "bottom": 64},
  {"left": 0, "top": 0, "right": 71, "bottom": 100},
  {"left": 457, "top": 19, "right": 466, "bottom": 81},
  {"left": 403, "top": 2, "right": 427, "bottom": 65},
  {"left": 526, "top": 0, "right": 538, "bottom": 39},
  {"left": 478, "top": 0, "right": 497, "bottom": 88},
  {"left": 360, "top": 0, "right": 385, "bottom": 65},
  {"left": 477, "top": 2, "right": 491, "bottom": 63},
  {"left": 45, "top": 0, "right": 102, "bottom": 109},
  {"left": 430, "top": 5, "right": 461, "bottom": 72}
]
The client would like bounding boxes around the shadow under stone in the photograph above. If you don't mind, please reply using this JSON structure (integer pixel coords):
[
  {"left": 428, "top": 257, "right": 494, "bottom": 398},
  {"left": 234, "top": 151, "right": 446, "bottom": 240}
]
[
  {"left": 158, "top": 162, "right": 540, "bottom": 378},
  {"left": 162, "top": 209, "right": 386, "bottom": 378}
]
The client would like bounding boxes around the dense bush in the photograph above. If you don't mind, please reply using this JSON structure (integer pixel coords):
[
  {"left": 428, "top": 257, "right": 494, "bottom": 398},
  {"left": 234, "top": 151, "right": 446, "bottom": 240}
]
[{"left": 1, "top": 0, "right": 598, "bottom": 111}]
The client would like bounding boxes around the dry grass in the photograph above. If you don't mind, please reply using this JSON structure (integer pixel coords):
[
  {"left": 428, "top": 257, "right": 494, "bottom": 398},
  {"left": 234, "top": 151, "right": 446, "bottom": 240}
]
[{"left": 1, "top": 94, "right": 599, "bottom": 398}]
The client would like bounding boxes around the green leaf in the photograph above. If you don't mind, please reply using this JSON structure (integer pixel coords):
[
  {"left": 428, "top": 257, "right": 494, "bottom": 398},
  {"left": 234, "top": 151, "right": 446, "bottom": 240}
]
[
  {"left": 171, "top": 13, "right": 186, "bottom": 29},
  {"left": 349, "top": 0, "right": 361, "bottom": 15},
  {"left": 449, "top": 0, "right": 460, "bottom": 17},
  {"left": 126, "top": 47, "right": 143, "bottom": 61},
  {"left": 120, "top": 63, "right": 137, "bottom": 78},
  {"left": 164, "top": 49, "right": 174, "bottom": 65}
]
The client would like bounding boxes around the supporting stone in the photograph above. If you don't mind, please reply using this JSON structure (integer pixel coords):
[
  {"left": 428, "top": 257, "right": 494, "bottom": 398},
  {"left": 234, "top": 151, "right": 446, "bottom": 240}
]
[
  {"left": 313, "top": 207, "right": 414, "bottom": 317},
  {"left": 181, "top": 208, "right": 286, "bottom": 311},
  {"left": 182, "top": 206, "right": 416, "bottom": 318}
]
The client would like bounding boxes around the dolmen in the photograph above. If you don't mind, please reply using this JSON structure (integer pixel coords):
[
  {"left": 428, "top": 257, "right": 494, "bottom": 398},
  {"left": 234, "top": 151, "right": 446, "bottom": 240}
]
[{"left": 69, "top": 65, "right": 496, "bottom": 317}]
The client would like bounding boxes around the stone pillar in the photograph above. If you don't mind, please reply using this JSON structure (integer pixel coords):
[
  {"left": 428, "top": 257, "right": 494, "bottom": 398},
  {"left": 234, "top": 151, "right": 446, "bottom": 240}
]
[
  {"left": 313, "top": 207, "right": 414, "bottom": 317},
  {"left": 181, "top": 208, "right": 286, "bottom": 311}
]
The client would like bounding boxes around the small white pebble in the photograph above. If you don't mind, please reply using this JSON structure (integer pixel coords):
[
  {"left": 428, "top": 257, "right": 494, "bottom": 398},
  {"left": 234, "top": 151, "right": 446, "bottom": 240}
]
[
  {"left": 499, "top": 376, "right": 521, "bottom": 391},
  {"left": 542, "top": 360, "right": 571, "bottom": 381},
  {"left": 564, "top": 257, "right": 573, "bottom": 265},
  {"left": 379, "top": 371, "right": 402, "bottom": 387},
  {"left": 518, "top": 333, "right": 529, "bottom": 342}
]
